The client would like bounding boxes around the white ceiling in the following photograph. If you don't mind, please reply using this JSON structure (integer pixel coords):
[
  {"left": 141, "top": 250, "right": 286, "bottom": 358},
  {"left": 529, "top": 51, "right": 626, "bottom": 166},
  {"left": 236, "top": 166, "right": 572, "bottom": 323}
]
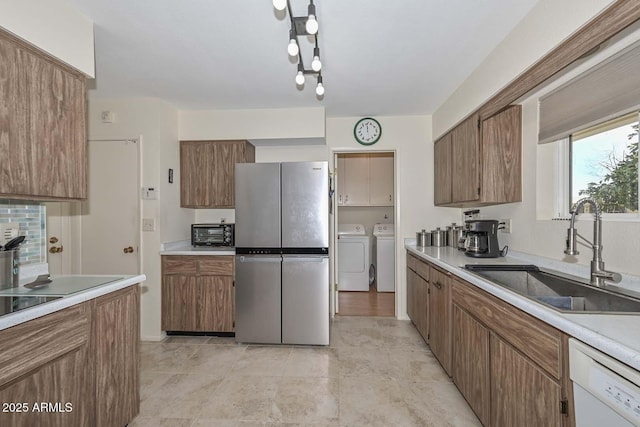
[{"left": 68, "top": 0, "right": 539, "bottom": 117}]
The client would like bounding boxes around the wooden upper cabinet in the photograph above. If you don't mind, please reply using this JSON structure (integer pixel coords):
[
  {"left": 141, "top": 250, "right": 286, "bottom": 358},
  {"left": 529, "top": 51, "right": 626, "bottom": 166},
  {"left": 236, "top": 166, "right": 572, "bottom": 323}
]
[
  {"left": 452, "top": 114, "right": 480, "bottom": 203},
  {"left": 433, "top": 133, "right": 452, "bottom": 205},
  {"left": 180, "top": 140, "right": 255, "bottom": 208},
  {"left": 481, "top": 105, "right": 522, "bottom": 204},
  {"left": 368, "top": 153, "right": 394, "bottom": 206},
  {"left": 0, "top": 30, "right": 87, "bottom": 200},
  {"left": 337, "top": 153, "right": 394, "bottom": 206},
  {"left": 434, "top": 106, "right": 521, "bottom": 207},
  {"left": 340, "top": 153, "right": 370, "bottom": 206}
]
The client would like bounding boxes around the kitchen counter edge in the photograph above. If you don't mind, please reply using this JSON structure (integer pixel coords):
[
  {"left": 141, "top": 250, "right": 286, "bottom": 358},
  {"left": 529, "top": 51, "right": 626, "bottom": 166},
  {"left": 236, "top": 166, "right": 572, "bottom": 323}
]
[
  {"left": 0, "top": 274, "right": 146, "bottom": 331},
  {"left": 160, "top": 246, "right": 235, "bottom": 256},
  {"left": 406, "top": 245, "right": 640, "bottom": 371}
]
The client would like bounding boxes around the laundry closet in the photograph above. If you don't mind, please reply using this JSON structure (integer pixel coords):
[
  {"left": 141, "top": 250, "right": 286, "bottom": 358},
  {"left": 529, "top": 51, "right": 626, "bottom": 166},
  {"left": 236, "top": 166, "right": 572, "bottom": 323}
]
[{"left": 335, "top": 152, "right": 395, "bottom": 316}]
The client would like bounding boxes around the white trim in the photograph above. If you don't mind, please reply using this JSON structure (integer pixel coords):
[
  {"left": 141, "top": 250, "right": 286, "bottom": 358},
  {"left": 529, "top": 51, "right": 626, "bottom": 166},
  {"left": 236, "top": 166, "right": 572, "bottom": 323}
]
[{"left": 554, "top": 137, "right": 571, "bottom": 218}]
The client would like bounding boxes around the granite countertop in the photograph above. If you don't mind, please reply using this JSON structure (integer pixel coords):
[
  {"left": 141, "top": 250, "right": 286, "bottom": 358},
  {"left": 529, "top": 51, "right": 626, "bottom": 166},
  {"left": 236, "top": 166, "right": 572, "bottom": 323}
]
[
  {"left": 0, "top": 274, "right": 146, "bottom": 331},
  {"left": 160, "top": 240, "right": 235, "bottom": 256},
  {"left": 405, "top": 244, "right": 640, "bottom": 371}
]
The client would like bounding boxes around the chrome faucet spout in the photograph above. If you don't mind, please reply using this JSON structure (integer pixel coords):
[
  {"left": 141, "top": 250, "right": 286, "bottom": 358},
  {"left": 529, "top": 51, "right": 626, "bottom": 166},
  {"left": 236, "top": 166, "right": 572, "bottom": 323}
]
[{"left": 564, "top": 198, "right": 621, "bottom": 287}]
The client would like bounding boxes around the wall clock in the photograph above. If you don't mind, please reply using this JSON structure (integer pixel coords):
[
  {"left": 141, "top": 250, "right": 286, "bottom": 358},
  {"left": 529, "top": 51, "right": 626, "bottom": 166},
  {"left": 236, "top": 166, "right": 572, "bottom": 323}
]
[{"left": 354, "top": 117, "right": 382, "bottom": 145}]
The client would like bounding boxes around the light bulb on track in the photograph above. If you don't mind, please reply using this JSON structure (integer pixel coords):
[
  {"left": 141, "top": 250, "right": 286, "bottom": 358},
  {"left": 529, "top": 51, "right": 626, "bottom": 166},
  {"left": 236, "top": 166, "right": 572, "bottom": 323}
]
[{"left": 273, "top": 0, "right": 287, "bottom": 11}]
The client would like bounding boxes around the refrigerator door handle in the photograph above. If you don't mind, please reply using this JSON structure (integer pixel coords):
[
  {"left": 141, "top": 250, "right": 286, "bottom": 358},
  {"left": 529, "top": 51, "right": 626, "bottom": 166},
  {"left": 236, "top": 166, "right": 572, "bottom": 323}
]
[
  {"left": 282, "top": 256, "right": 328, "bottom": 263},
  {"left": 238, "top": 255, "right": 282, "bottom": 263}
]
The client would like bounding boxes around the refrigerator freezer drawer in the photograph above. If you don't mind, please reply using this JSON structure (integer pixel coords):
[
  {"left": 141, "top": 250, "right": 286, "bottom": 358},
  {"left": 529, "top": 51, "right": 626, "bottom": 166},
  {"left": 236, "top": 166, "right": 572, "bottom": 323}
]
[
  {"left": 282, "top": 255, "right": 330, "bottom": 345},
  {"left": 235, "top": 255, "right": 282, "bottom": 344}
]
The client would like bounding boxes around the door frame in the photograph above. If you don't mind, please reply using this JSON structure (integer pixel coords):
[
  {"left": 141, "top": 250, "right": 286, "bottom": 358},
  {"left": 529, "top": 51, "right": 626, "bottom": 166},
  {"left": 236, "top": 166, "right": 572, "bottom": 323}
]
[
  {"left": 331, "top": 149, "right": 399, "bottom": 318},
  {"left": 80, "top": 137, "right": 142, "bottom": 275}
]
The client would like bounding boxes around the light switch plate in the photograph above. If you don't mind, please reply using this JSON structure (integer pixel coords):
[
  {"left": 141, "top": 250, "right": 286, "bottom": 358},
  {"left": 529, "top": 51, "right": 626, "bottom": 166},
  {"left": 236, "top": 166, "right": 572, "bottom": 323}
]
[
  {"left": 141, "top": 187, "right": 158, "bottom": 200},
  {"left": 142, "top": 218, "right": 156, "bottom": 232}
]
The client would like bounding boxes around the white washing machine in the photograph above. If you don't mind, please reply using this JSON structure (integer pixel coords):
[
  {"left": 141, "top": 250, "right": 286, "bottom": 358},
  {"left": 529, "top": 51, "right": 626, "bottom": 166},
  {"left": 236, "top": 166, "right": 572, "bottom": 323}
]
[
  {"left": 373, "top": 223, "right": 395, "bottom": 292},
  {"left": 338, "top": 224, "right": 370, "bottom": 291}
]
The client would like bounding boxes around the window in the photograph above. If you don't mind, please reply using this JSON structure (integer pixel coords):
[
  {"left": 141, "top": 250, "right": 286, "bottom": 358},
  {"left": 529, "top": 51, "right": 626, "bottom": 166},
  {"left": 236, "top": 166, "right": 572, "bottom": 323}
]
[{"left": 569, "top": 113, "right": 639, "bottom": 215}]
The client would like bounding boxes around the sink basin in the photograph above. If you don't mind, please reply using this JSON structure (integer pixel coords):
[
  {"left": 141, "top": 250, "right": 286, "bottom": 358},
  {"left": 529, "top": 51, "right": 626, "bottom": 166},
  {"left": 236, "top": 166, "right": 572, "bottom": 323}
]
[{"left": 463, "top": 265, "right": 640, "bottom": 314}]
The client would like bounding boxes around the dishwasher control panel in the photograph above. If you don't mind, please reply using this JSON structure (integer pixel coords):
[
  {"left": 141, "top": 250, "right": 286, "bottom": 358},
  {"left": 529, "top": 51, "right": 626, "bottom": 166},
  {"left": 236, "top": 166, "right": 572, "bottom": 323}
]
[{"left": 590, "top": 362, "right": 640, "bottom": 422}]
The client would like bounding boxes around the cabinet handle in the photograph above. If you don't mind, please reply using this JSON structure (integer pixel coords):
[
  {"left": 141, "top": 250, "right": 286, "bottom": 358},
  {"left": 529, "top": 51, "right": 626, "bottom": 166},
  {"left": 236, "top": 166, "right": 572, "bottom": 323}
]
[
  {"left": 389, "top": 194, "right": 392, "bottom": 202},
  {"left": 49, "top": 236, "right": 59, "bottom": 244},
  {"left": 434, "top": 281, "right": 442, "bottom": 290},
  {"left": 123, "top": 246, "right": 135, "bottom": 254},
  {"left": 339, "top": 194, "right": 342, "bottom": 204},
  {"left": 345, "top": 195, "right": 349, "bottom": 203},
  {"left": 49, "top": 245, "right": 63, "bottom": 254}
]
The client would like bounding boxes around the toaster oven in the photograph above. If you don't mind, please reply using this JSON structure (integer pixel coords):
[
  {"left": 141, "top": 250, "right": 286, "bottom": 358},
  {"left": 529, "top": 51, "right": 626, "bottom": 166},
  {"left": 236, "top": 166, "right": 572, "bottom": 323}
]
[{"left": 191, "top": 223, "right": 234, "bottom": 247}]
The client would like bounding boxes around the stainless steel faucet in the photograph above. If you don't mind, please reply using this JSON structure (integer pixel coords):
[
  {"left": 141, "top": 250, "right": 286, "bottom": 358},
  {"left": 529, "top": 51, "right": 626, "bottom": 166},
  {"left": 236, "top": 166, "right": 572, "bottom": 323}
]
[{"left": 564, "top": 197, "right": 622, "bottom": 287}]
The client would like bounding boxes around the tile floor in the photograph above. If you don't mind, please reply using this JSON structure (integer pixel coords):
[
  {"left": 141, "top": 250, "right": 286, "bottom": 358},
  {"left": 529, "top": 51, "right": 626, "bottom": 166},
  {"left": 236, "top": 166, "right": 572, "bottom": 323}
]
[{"left": 132, "top": 317, "right": 481, "bottom": 427}]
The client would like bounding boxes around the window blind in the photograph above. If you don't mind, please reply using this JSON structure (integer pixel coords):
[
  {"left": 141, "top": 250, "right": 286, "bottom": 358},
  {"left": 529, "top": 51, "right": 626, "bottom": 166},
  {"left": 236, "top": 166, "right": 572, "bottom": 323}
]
[{"left": 539, "top": 41, "right": 640, "bottom": 144}]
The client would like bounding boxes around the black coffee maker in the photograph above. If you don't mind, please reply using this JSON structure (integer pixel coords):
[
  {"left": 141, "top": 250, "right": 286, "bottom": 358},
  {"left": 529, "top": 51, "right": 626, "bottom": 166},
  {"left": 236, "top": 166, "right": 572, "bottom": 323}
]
[{"left": 464, "top": 219, "right": 502, "bottom": 258}]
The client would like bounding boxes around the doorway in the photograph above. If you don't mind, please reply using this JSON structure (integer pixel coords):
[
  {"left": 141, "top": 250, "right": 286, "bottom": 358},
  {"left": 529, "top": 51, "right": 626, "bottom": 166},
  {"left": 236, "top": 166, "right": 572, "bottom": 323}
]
[{"left": 333, "top": 151, "right": 396, "bottom": 317}]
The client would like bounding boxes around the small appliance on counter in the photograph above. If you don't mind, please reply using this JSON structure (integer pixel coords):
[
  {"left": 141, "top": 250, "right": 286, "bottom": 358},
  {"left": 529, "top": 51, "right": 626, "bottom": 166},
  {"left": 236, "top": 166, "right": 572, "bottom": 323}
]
[
  {"left": 191, "top": 223, "right": 234, "bottom": 247},
  {"left": 464, "top": 219, "right": 506, "bottom": 258}
]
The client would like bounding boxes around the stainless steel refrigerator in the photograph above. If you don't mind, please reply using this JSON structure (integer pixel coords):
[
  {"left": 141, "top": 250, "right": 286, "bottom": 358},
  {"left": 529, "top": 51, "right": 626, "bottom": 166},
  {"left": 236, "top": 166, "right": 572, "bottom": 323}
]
[{"left": 235, "top": 161, "right": 329, "bottom": 345}]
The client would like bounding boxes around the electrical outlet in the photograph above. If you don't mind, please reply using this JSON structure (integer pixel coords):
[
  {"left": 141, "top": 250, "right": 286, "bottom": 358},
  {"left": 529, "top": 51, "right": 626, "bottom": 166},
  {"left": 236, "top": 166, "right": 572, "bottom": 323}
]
[
  {"left": 142, "top": 218, "right": 156, "bottom": 232},
  {"left": 499, "top": 218, "right": 511, "bottom": 234}
]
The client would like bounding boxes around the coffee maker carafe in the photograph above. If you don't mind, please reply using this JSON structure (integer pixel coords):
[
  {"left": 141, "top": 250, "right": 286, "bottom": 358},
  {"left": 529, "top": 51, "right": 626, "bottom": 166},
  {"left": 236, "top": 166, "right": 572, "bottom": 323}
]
[{"left": 464, "top": 219, "right": 502, "bottom": 258}]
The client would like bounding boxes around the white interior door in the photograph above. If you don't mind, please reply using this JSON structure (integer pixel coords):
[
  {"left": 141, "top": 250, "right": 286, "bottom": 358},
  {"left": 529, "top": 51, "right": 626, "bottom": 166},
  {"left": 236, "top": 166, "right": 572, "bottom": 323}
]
[
  {"left": 332, "top": 158, "right": 340, "bottom": 315},
  {"left": 45, "top": 202, "right": 81, "bottom": 275},
  {"left": 81, "top": 139, "right": 140, "bottom": 275}
]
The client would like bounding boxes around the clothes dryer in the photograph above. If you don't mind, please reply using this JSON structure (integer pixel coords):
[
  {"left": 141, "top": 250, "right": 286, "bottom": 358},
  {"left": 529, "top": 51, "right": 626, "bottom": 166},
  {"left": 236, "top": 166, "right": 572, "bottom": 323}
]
[
  {"left": 373, "top": 223, "right": 395, "bottom": 292},
  {"left": 338, "top": 224, "right": 370, "bottom": 291}
]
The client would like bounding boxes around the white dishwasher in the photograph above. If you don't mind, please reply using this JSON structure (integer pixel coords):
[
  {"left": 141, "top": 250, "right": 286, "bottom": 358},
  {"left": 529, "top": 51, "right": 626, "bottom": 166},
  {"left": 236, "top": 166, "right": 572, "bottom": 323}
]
[{"left": 569, "top": 338, "right": 640, "bottom": 426}]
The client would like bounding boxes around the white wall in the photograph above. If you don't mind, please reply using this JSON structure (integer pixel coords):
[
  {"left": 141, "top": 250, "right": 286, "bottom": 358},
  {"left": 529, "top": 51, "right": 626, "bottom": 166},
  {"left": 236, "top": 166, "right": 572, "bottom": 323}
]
[
  {"left": 433, "top": 0, "right": 615, "bottom": 137},
  {"left": 87, "top": 97, "right": 192, "bottom": 340},
  {"left": 0, "top": 0, "right": 95, "bottom": 77},
  {"left": 327, "top": 116, "right": 460, "bottom": 319}
]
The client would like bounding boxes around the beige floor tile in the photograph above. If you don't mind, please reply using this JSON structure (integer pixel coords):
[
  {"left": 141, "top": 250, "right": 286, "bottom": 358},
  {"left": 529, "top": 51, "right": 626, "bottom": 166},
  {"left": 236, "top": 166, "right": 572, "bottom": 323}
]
[
  {"left": 186, "top": 345, "right": 247, "bottom": 373},
  {"left": 140, "top": 343, "right": 201, "bottom": 373},
  {"left": 337, "top": 347, "right": 394, "bottom": 378},
  {"left": 333, "top": 327, "right": 387, "bottom": 348},
  {"left": 163, "top": 336, "right": 212, "bottom": 344},
  {"left": 198, "top": 376, "right": 281, "bottom": 421},
  {"left": 128, "top": 416, "right": 194, "bottom": 427},
  {"left": 402, "top": 379, "right": 482, "bottom": 426},
  {"left": 140, "top": 370, "right": 174, "bottom": 399},
  {"left": 230, "top": 346, "right": 292, "bottom": 376},
  {"left": 387, "top": 348, "right": 451, "bottom": 382},
  {"left": 273, "top": 377, "right": 339, "bottom": 424},
  {"left": 284, "top": 347, "right": 339, "bottom": 378}
]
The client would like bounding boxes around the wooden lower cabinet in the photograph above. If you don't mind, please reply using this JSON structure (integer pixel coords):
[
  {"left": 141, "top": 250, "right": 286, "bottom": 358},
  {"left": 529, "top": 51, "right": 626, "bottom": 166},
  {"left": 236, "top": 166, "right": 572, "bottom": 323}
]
[
  {"left": 406, "top": 255, "right": 429, "bottom": 341},
  {"left": 491, "top": 333, "right": 562, "bottom": 427},
  {"left": 162, "top": 255, "right": 235, "bottom": 332},
  {"left": 452, "top": 303, "right": 490, "bottom": 426},
  {"left": 0, "top": 285, "right": 140, "bottom": 427},
  {"left": 429, "top": 266, "right": 452, "bottom": 374},
  {"left": 93, "top": 286, "right": 140, "bottom": 427}
]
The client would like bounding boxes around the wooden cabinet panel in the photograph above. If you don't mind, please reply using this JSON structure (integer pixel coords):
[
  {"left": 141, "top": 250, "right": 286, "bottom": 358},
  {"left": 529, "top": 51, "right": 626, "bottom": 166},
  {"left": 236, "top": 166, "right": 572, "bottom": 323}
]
[
  {"left": 162, "top": 256, "right": 198, "bottom": 275},
  {"left": 369, "top": 153, "right": 394, "bottom": 206},
  {"left": 451, "top": 114, "right": 480, "bottom": 203},
  {"left": 415, "top": 272, "right": 429, "bottom": 341},
  {"left": 434, "top": 133, "right": 452, "bottom": 205},
  {"left": 0, "top": 304, "right": 93, "bottom": 427},
  {"left": 481, "top": 105, "right": 522, "bottom": 204},
  {"left": 452, "top": 279, "right": 562, "bottom": 379},
  {"left": 162, "top": 274, "right": 199, "bottom": 331},
  {"left": 93, "top": 286, "right": 140, "bottom": 427},
  {"left": 406, "top": 266, "right": 417, "bottom": 324},
  {"left": 491, "top": 333, "right": 562, "bottom": 427},
  {"left": 0, "top": 29, "right": 87, "bottom": 200},
  {"left": 429, "top": 267, "right": 452, "bottom": 374},
  {"left": 199, "top": 256, "right": 234, "bottom": 276},
  {"left": 180, "top": 140, "right": 254, "bottom": 208},
  {"left": 200, "top": 276, "right": 234, "bottom": 332},
  {"left": 452, "top": 303, "right": 490, "bottom": 426}
]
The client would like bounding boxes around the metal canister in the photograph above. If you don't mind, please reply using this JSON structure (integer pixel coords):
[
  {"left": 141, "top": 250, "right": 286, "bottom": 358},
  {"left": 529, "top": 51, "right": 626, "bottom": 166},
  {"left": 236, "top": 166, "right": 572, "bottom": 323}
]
[
  {"left": 416, "top": 229, "right": 430, "bottom": 247},
  {"left": 431, "top": 228, "right": 446, "bottom": 247},
  {"left": 448, "top": 223, "right": 464, "bottom": 248}
]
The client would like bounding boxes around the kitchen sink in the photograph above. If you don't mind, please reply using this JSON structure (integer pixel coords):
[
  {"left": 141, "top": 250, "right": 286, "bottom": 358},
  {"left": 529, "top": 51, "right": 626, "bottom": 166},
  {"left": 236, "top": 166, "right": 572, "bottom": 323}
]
[{"left": 463, "top": 265, "right": 640, "bottom": 314}]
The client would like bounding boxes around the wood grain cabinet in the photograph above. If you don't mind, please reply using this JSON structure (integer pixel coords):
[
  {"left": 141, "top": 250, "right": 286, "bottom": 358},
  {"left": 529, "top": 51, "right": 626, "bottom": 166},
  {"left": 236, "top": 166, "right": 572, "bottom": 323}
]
[
  {"left": 180, "top": 140, "right": 255, "bottom": 208},
  {"left": 452, "top": 278, "right": 571, "bottom": 426},
  {"left": 428, "top": 265, "right": 452, "bottom": 375},
  {"left": 337, "top": 153, "right": 394, "bottom": 206},
  {"left": 406, "top": 253, "right": 429, "bottom": 341},
  {"left": 0, "top": 285, "right": 140, "bottom": 427},
  {"left": 162, "top": 255, "right": 235, "bottom": 332},
  {"left": 434, "top": 106, "right": 521, "bottom": 207},
  {"left": 0, "top": 29, "right": 87, "bottom": 200}
]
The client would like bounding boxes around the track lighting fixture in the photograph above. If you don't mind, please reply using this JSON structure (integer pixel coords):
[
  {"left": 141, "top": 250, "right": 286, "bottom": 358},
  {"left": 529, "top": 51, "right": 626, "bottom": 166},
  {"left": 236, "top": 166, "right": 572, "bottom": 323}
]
[{"left": 272, "top": 0, "right": 325, "bottom": 96}]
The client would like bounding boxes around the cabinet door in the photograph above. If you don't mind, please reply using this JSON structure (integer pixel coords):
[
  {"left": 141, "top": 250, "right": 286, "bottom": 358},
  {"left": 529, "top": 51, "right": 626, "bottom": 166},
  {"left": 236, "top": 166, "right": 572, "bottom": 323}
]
[
  {"left": 161, "top": 274, "right": 198, "bottom": 331},
  {"left": 342, "top": 153, "right": 370, "bottom": 205},
  {"left": 0, "top": 37, "right": 32, "bottom": 196},
  {"left": 451, "top": 114, "right": 480, "bottom": 203},
  {"left": 452, "top": 304, "right": 490, "bottom": 426},
  {"left": 416, "top": 273, "right": 429, "bottom": 341},
  {"left": 428, "top": 268, "right": 451, "bottom": 374},
  {"left": 491, "top": 333, "right": 562, "bottom": 427},
  {"left": 180, "top": 141, "right": 213, "bottom": 208},
  {"left": 406, "top": 267, "right": 417, "bottom": 324},
  {"left": 481, "top": 105, "right": 522, "bottom": 204},
  {"left": 336, "top": 156, "right": 345, "bottom": 206},
  {"left": 199, "top": 275, "right": 234, "bottom": 332},
  {"left": 94, "top": 286, "right": 140, "bottom": 427},
  {"left": 434, "top": 134, "right": 452, "bottom": 205},
  {"left": 369, "top": 153, "right": 394, "bottom": 206},
  {"left": 212, "top": 141, "right": 244, "bottom": 208}
]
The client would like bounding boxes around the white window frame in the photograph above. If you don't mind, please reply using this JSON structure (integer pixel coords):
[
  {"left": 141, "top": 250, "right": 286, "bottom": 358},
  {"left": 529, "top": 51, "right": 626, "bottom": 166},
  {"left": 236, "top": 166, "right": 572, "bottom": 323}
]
[{"left": 554, "top": 114, "right": 640, "bottom": 222}]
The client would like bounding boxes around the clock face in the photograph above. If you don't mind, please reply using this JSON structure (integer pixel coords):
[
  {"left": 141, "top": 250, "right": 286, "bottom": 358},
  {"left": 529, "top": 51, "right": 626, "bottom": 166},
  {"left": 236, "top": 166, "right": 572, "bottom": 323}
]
[{"left": 354, "top": 117, "right": 382, "bottom": 145}]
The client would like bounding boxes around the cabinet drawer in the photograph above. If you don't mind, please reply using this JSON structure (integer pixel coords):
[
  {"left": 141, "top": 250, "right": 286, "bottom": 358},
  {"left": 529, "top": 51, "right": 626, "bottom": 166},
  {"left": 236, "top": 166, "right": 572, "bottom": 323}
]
[
  {"left": 199, "top": 256, "right": 234, "bottom": 276},
  {"left": 407, "top": 253, "right": 430, "bottom": 281},
  {"left": 452, "top": 279, "right": 562, "bottom": 379},
  {"left": 162, "top": 256, "right": 198, "bottom": 274}
]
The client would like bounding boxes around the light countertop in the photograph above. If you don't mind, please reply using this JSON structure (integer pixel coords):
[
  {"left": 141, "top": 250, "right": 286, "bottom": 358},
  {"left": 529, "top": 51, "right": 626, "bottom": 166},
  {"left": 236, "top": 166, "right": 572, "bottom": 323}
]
[
  {"left": 405, "top": 244, "right": 640, "bottom": 371},
  {"left": 160, "top": 240, "right": 235, "bottom": 256},
  {"left": 0, "top": 274, "right": 146, "bottom": 331}
]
